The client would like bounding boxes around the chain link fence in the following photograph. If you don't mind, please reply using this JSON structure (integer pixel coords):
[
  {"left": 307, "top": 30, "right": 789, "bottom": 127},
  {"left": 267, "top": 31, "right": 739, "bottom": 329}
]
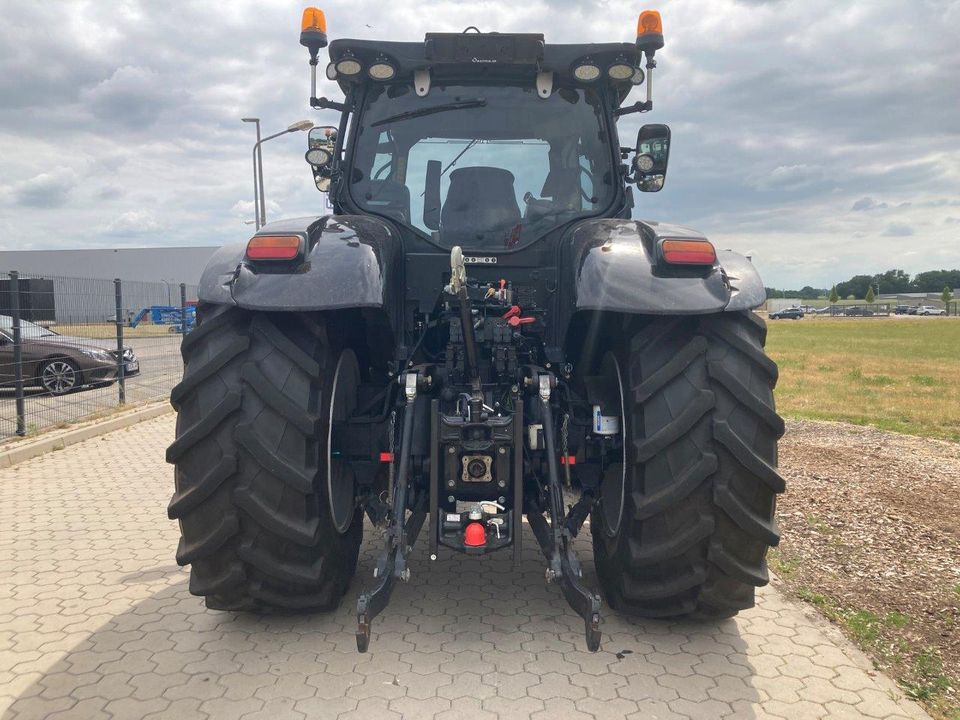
[{"left": 0, "top": 271, "right": 197, "bottom": 441}]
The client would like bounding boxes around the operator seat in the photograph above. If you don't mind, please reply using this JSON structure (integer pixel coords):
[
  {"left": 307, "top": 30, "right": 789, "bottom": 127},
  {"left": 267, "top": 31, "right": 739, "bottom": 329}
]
[
  {"left": 523, "top": 167, "right": 581, "bottom": 223},
  {"left": 440, "top": 167, "right": 521, "bottom": 247}
]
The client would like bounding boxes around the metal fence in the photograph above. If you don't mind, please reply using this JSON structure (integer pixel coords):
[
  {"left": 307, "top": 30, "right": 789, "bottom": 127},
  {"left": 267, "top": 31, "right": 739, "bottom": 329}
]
[
  {"left": 807, "top": 304, "right": 892, "bottom": 317},
  {"left": 0, "top": 271, "right": 197, "bottom": 441}
]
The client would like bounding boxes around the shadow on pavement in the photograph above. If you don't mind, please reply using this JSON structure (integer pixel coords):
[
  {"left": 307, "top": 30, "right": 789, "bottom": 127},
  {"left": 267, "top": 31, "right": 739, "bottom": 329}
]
[{"left": 4, "top": 526, "right": 762, "bottom": 720}]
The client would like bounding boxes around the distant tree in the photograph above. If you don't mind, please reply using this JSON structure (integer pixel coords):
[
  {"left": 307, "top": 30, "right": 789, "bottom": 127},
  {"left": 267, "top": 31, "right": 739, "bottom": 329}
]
[
  {"left": 943, "top": 286, "right": 953, "bottom": 305},
  {"left": 836, "top": 275, "right": 874, "bottom": 300},
  {"left": 911, "top": 270, "right": 960, "bottom": 293},
  {"left": 865, "top": 286, "right": 875, "bottom": 303},
  {"left": 829, "top": 286, "right": 839, "bottom": 304},
  {"left": 877, "top": 269, "right": 912, "bottom": 293}
]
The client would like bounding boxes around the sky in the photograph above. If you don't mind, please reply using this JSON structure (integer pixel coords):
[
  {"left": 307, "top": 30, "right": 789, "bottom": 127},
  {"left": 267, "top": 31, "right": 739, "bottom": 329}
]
[{"left": 1, "top": 0, "right": 958, "bottom": 289}]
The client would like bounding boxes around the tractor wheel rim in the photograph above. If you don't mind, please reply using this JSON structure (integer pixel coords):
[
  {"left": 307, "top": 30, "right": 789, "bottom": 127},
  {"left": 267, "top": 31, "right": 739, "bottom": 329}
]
[
  {"left": 599, "top": 352, "right": 627, "bottom": 538},
  {"left": 42, "top": 361, "right": 76, "bottom": 394},
  {"left": 327, "top": 348, "right": 360, "bottom": 534}
]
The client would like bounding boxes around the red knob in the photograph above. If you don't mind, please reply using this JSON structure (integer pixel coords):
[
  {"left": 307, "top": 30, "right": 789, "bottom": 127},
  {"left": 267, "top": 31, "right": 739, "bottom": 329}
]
[{"left": 464, "top": 522, "right": 486, "bottom": 547}]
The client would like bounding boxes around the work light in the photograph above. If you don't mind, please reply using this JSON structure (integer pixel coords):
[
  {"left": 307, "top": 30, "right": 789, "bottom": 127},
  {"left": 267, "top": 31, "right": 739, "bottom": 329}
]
[
  {"left": 305, "top": 148, "right": 332, "bottom": 167},
  {"left": 607, "top": 57, "right": 634, "bottom": 81},
  {"left": 335, "top": 53, "right": 362, "bottom": 76},
  {"left": 368, "top": 59, "right": 397, "bottom": 81},
  {"left": 572, "top": 61, "right": 601, "bottom": 82}
]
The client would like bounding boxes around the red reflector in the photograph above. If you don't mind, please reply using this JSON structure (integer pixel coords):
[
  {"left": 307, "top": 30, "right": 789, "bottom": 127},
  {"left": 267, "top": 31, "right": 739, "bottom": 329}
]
[
  {"left": 661, "top": 238, "right": 717, "bottom": 265},
  {"left": 246, "top": 234, "right": 302, "bottom": 260},
  {"left": 560, "top": 455, "right": 576, "bottom": 465},
  {"left": 379, "top": 452, "right": 394, "bottom": 463},
  {"left": 464, "top": 522, "right": 486, "bottom": 547}
]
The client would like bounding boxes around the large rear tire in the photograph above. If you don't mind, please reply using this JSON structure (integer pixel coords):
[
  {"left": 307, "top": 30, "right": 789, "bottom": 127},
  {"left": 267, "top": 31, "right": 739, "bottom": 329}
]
[
  {"left": 166, "top": 305, "right": 363, "bottom": 612},
  {"left": 592, "top": 311, "right": 785, "bottom": 618}
]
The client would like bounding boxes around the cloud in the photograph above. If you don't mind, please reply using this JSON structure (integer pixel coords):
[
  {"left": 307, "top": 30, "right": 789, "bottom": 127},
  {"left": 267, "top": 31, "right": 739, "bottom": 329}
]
[
  {"left": 881, "top": 222, "right": 915, "bottom": 237},
  {"left": 80, "top": 66, "right": 172, "bottom": 129},
  {"left": 851, "top": 197, "right": 888, "bottom": 212},
  {"left": 7, "top": 172, "right": 76, "bottom": 208},
  {"left": 752, "top": 164, "right": 825, "bottom": 191},
  {"left": 0, "top": 0, "right": 958, "bottom": 289},
  {"left": 100, "top": 210, "right": 163, "bottom": 236}
]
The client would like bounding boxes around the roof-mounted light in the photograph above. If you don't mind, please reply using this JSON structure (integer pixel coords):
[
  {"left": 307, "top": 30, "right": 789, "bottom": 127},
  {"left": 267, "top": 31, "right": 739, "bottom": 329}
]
[
  {"left": 325, "top": 62, "right": 338, "bottom": 80},
  {"left": 607, "top": 56, "right": 635, "bottom": 81},
  {"left": 300, "top": 7, "right": 328, "bottom": 56},
  {"left": 572, "top": 60, "right": 601, "bottom": 82},
  {"left": 368, "top": 57, "right": 397, "bottom": 81},
  {"left": 335, "top": 52, "right": 362, "bottom": 77},
  {"left": 630, "top": 67, "right": 646, "bottom": 85},
  {"left": 637, "top": 10, "right": 664, "bottom": 54}
]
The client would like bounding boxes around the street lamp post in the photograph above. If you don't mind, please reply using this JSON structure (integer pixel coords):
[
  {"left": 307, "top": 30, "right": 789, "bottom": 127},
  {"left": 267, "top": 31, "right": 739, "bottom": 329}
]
[
  {"left": 241, "top": 118, "right": 263, "bottom": 228},
  {"left": 245, "top": 120, "right": 314, "bottom": 229}
]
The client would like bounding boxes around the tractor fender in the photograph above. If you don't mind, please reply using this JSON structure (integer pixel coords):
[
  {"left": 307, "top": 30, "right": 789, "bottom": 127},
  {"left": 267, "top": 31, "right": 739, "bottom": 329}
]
[
  {"left": 565, "top": 219, "right": 765, "bottom": 315},
  {"left": 197, "top": 215, "right": 401, "bottom": 316}
]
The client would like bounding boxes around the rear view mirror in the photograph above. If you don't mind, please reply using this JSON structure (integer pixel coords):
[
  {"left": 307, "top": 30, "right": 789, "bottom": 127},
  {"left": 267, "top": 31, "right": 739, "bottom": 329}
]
[
  {"left": 308, "top": 125, "right": 338, "bottom": 150},
  {"left": 423, "top": 160, "right": 442, "bottom": 230},
  {"left": 307, "top": 126, "right": 338, "bottom": 192},
  {"left": 634, "top": 123, "right": 670, "bottom": 192}
]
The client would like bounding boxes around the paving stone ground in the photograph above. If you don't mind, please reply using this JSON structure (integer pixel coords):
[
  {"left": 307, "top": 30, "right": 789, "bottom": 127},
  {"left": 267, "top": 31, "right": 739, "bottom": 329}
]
[{"left": 0, "top": 414, "right": 933, "bottom": 720}]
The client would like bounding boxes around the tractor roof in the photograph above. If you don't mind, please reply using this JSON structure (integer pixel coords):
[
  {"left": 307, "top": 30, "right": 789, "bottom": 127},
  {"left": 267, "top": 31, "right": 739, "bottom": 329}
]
[{"left": 328, "top": 34, "right": 642, "bottom": 105}]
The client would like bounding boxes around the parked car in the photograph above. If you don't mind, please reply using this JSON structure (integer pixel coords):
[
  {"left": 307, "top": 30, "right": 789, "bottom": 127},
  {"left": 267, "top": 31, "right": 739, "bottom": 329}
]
[
  {"left": 843, "top": 306, "right": 874, "bottom": 317},
  {"left": 917, "top": 305, "right": 946, "bottom": 316},
  {"left": 907, "top": 306, "right": 920, "bottom": 315},
  {"left": 894, "top": 305, "right": 910, "bottom": 315},
  {"left": 769, "top": 307, "right": 804, "bottom": 320},
  {"left": 0, "top": 316, "right": 140, "bottom": 395}
]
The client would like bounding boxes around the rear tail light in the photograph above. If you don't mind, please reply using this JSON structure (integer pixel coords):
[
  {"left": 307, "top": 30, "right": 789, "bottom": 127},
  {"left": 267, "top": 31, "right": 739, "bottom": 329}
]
[
  {"left": 660, "top": 238, "right": 717, "bottom": 266},
  {"left": 245, "top": 235, "right": 303, "bottom": 261}
]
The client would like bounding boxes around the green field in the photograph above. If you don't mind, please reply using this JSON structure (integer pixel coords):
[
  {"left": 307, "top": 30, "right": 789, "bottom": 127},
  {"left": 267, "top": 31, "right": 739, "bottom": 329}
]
[{"left": 765, "top": 318, "right": 960, "bottom": 442}]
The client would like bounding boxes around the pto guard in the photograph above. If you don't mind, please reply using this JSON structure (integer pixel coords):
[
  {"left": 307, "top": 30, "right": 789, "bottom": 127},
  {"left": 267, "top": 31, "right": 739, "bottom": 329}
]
[
  {"left": 565, "top": 219, "right": 766, "bottom": 315},
  {"left": 196, "top": 215, "right": 401, "bottom": 316}
]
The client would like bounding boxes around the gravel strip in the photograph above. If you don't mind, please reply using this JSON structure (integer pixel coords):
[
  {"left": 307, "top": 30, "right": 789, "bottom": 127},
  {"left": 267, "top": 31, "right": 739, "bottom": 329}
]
[{"left": 777, "top": 418, "right": 960, "bottom": 717}]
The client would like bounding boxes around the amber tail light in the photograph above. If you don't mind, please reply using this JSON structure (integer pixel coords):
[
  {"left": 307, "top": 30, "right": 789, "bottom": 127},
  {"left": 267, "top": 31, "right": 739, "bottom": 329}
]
[
  {"left": 245, "top": 235, "right": 303, "bottom": 261},
  {"left": 660, "top": 238, "right": 717, "bottom": 266}
]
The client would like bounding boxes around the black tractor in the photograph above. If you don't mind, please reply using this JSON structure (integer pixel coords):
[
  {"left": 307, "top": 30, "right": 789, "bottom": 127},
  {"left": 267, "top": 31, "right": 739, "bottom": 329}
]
[{"left": 167, "top": 8, "right": 785, "bottom": 653}]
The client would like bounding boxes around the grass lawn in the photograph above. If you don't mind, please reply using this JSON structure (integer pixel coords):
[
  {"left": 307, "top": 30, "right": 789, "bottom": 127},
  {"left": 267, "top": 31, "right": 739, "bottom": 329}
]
[{"left": 765, "top": 318, "right": 960, "bottom": 442}]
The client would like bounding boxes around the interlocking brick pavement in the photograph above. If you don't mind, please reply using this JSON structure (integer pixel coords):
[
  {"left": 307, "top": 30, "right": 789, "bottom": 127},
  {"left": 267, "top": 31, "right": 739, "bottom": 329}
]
[{"left": 0, "top": 415, "right": 933, "bottom": 720}]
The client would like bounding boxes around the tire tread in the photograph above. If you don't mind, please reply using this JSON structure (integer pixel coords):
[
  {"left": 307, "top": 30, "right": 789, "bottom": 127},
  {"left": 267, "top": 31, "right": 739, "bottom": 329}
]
[{"left": 593, "top": 311, "right": 784, "bottom": 619}]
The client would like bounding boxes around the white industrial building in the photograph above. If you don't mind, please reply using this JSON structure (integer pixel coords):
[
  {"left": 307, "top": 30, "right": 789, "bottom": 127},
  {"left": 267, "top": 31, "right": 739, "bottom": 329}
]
[{"left": 0, "top": 247, "right": 219, "bottom": 324}]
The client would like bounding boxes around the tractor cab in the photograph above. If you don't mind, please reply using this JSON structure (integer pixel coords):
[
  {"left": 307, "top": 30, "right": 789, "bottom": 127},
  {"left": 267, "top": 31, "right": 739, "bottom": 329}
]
[{"left": 301, "top": 12, "right": 672, "bottom": 253}]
